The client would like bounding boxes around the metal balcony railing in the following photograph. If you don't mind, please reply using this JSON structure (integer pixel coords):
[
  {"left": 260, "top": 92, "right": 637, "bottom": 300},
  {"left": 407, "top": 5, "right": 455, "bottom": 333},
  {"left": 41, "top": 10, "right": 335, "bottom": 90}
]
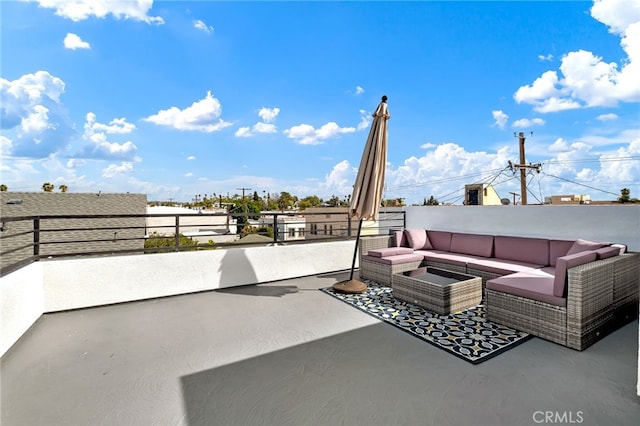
[{"left": 0, "top": 210, "right": 406, "bottom": 276}]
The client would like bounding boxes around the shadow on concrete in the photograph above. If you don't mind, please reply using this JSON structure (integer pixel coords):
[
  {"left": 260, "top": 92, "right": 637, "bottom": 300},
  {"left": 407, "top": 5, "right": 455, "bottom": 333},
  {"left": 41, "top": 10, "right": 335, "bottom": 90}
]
[
  {"left": 218, "top": 247, "right": 258, "bottom": 288},
  {"left": 179, "top": 320, "right": 640, "bottom": 426},
  {"left": 217, "top": 284, "right": 300, "bottom": 297}
]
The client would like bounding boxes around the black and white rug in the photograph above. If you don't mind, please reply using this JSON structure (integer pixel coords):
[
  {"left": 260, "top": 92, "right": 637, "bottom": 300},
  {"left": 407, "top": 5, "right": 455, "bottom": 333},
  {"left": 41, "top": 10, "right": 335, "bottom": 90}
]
[{"left": 321, "top": 281, "right": 532, "bottom": 364}]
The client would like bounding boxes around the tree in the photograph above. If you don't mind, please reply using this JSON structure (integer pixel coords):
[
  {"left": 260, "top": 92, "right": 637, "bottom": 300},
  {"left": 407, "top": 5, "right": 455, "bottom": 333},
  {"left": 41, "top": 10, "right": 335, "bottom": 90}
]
[
  {"left": 0, "top": 184, "right": 7, "bottom": 192},
  {"left": 59, "top": 185, "right": 68, "bottom": 193},
  {"left": 617, "top": 188, "right": 638, "bottom": 203},
  {"left": 424, "top": 195, "right": 439, "bottom": 206},
  {"left": 42, "top": 182, "right": 54, "bottom": 192},
  {"left": 618, "top": 188, "right": 631, "bottom": 203},
  {"left": 298, "top": 195, "right": 322, "bottom": 210},
  {"left": 278, "top": 191, "right": 297, "bottom": 211},
  {"left": 327, "top": 195, "right": 341, "bottom": 207}
]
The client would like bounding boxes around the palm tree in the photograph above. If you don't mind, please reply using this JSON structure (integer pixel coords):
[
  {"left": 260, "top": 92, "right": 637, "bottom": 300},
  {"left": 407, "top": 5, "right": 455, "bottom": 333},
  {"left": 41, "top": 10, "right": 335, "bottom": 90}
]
[
  {"left": 42, "top": 182, "right": 54, "bottom": 192},
  {"left": 0, "top": 184, "right": 7, "bottom": 192},
  {"left": 59, "top": 185, "right": 68, "bottom": 193}
]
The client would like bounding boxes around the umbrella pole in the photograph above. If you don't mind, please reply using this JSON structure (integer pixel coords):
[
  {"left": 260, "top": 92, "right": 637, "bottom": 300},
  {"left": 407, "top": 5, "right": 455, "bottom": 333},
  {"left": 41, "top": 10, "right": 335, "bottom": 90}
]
[
  {"left": 333, "top": 218, "right": 367, "bottom": 294},
  {"left": 349, "top": 218, "right": 363, "bottom": 281}
]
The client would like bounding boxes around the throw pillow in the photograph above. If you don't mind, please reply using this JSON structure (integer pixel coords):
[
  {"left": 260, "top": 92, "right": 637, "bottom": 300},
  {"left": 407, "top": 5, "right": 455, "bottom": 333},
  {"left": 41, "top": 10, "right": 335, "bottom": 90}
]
[
  {"left": 403, "top": 229, "right": 433, "bottom": 250},
  {"left": 566, "top": 239, "right": 606, "bottom": 256}
]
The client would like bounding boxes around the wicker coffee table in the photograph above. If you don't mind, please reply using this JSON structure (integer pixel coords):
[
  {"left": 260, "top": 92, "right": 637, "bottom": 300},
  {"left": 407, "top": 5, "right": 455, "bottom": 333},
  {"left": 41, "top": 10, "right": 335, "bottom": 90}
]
[{"left": 392, "top": 267, "right": 482, "bottom": 315}]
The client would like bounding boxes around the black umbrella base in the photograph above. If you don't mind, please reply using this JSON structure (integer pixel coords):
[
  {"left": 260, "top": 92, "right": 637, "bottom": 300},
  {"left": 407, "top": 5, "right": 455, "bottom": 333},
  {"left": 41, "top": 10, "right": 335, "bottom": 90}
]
[{"left": 332, "top": 279, "right": 367, "bottom": 294}]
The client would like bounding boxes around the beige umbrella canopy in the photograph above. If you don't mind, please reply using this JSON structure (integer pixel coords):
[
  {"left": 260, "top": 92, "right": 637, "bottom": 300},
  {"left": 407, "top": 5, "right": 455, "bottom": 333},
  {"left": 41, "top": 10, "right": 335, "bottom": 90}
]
[{"left": 333, "top": 96, "right": 390, "bottom": 294}]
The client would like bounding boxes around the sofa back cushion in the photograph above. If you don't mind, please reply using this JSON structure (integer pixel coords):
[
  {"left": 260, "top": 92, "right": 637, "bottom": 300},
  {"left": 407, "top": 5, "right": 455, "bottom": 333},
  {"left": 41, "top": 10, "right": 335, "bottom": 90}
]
[
  {"left": 393, "top": 230, "right": 408, "bottom": 247},
  {"left": 549, "top": 240, "right": 575, "bottom": 266},
  {"left": 449, "top": 233, "right": 494, "bottom": 258},
  {"left": 566, "top": 238, "right": 608, "bottom": 256},
  {"left": 368, "top": 247, "right": 414, "bottom": 258},
  {"left": 404, "top": 229, "right": 433, "bottom": 250},
  {"left": 594, "top": 246, "right": 620, "bottom": 260},
  {"left": 426, "top": 230, "right": 452, "bottom": 251},
  {"left": 494, "top": 236, "right": 549, "bottom": 266},
  {"left": 553, "top": 251, "right": 598, "bottom": 297}
]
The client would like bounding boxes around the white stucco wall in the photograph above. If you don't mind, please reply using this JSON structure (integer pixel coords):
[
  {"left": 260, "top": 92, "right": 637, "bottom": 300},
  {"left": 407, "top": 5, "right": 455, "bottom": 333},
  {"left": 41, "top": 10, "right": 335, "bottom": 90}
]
[
  {"left": 1, "top": 240, "right": 357, "bottom": 356},
  {"left": 0, "top": 263, "right": 44, "bottom": 356},
  {"left": 405, "top": 204, "right": 640, "bottom": 251}
]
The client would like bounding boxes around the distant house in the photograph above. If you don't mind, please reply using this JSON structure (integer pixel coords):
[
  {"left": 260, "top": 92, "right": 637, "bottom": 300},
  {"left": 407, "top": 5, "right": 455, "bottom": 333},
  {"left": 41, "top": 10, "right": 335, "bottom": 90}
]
[
  {"left": 146, "top": 206, "right": 238, "bottom": 244},
  {"left": 464, "top": 184, "right": 504, "bottom": 206}
]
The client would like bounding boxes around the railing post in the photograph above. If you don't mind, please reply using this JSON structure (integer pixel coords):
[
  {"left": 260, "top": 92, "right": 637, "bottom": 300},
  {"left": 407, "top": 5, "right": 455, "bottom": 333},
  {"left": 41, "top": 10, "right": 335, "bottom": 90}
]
[
  {"left": 273, "top": 213, "right": 278, "bottom": 243},
  {"left": 174, "top": 215, "right": 180, "bottom": 252},
  {"left": 347, "top": 215, "right": 352, "bottom": 237},
  {"left": 33, "top": 217, "right": 40, "bottom": 257},
  {"left": 403, "top": 210, "right": 406, "bottom": 230}
]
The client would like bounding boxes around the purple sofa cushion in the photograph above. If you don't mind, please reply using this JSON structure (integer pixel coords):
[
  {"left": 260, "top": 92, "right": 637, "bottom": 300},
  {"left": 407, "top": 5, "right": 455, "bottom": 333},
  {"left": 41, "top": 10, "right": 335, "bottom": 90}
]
[
  {"left": 362, "top": 253, "right": 424, "bottom": 265},
  {"left": 487, "top": 271, "right": 565, "bottom": 307},
  {"left": 393, "top": 230, "right": 408, "bottom": 247},
  {"left": 368, "top": 247, "right": 414, "bottom": 258},
  {"left": 449, "top": 233, "right": 494, "bottom": 258},
  {"left": 466, "top": 257, "right": 544, "bottom": 276},
  {"left": 404, "top": 229, "right": 433, "bottom": 250},
  {"left": 493, "top": 236, "right": 549, "bottom": 266},
  {"left": 594, "top": 246, "right": 620, "bottom": 260},
  {"left": 566, "top": 239, "right": 607, "bottom": 256},
  {"left": 549, "top": 240, "right": 575, "bottom": 266},
  {"left": 414, "top": 250, "right": 469, "bottom": 267},
  {"left": 426, "top": 230, "right": 452, "bottom": 252},
  {"left": 553, "top": 251, "right": 598, "bottom": 297}
]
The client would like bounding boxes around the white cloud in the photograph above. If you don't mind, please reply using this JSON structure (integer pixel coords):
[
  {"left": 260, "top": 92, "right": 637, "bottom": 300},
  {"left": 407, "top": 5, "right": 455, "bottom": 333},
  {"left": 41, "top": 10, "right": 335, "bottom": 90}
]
[
  {"left": 187, "top": 155, "right": 196, "bottom": 160},
  {"left": 66, "top": 158, "right": 86, "bottom": 168},
  {"left": 512, "top": 118, "right": 545, "bottom": 128},
  {"left": 102, "top": 162, "right": 134, "bottom": 178},
  {"left": 63, "top": 33, "right": 90, "bottom": 50},
  {"left": 85, "top": 112, "right": 135, "bottom": 134},
  {"left": 420, "top": 142, "right": 436, "bottom": 149},
  {"left": 1, "top": 71, "right": 74, "bottom": 157},
  {"left": 30, "top": 0, "right": 164, "bottom": 24},
  {"left": 253, "top": 122, "right": 277, "bottom": 134},
  {"left": 184, "top": 172, "right": 193, "bottom": 178},
  {"left": 355, "top": 86, "right": 365, "bottom": 95},
  {"left": 143, "top": 91, "right": 232, "bottom": 132},
  {"left": 234, "top": 108, "right": 280, "bottom": 137},
  {"left": 193, "top": 19, "right": 214, "bottom": 33},
  {"left": 357, "top": 109, "right": 371, "bottom": 131},
  {"left": 538, "top": 54, "right": 554, "bottom": 61},
  {"left": 80, "top": 113, "right": 138, "bottom": 160},
  {"left": 492, "top": 110, "right": 509, "bottom": 129},
  {"left": 515, "top": 0, "right": 640, "bottom": 112},
  {"left": 597, "top": 112, "right": 619, "bottom": 121},
  {"left": 258, "top": 107, "right": 279, "bottom": 122},
  {"left": 235, "top": 127, "right": 252, "bottom": 138},
  {"left": 0, "top": 135, "right": 12, "bottom": 156},
  {"left": 21, "top": 105, "right": 52, "bottom": 133},
  {"left": 549, "top": 137, "right": 571, "bottom": 152},
  {"left": 317, "top": 160, "right": 356, "bottom": 195},
  {"left": 284, "top": 122, "right": 356, "bottom": 145}
]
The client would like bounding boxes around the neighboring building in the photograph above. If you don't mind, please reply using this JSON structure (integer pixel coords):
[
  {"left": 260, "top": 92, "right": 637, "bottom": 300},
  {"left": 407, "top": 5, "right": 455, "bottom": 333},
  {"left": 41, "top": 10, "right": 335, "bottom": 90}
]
[
  {"left": 464, "top": 184, "right": 503, "bottom": 206},
  {"left": 254, "top": 212, "right": 306, "bottom": 241},
  {"left": 304, "top": 206, "right": 405, "bottom": 239},
  {"left": 545, "top": 195, "right": 591, "bottom": 205},
  {"left": 0, "top": 192, "right": 147, "bottom": 272},
  {"left": 146, "top": 206, "right": 238, "bottom": 244}
]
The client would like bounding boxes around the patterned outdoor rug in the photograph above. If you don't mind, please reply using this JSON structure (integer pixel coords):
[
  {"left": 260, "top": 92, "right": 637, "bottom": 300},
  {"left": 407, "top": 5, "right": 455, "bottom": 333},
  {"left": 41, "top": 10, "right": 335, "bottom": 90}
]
[{"left": 321, "top": 281, "right": 532, "bottom": 364}]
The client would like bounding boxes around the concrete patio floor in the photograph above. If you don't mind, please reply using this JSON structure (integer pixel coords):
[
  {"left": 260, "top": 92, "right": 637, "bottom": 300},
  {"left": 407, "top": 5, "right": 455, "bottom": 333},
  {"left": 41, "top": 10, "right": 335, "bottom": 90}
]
[{"left": 1, "top": 270, "right": 639, "bottom": 426}]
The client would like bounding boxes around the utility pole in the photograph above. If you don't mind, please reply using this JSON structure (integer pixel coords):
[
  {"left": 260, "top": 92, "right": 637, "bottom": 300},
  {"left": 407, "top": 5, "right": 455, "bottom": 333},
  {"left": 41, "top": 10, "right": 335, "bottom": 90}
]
[
  {"left": 509, "top": 132, "right": 541, "bottom": 205},
  {"left": 236, "top": 187, "right": 252, "bottom": 201}
]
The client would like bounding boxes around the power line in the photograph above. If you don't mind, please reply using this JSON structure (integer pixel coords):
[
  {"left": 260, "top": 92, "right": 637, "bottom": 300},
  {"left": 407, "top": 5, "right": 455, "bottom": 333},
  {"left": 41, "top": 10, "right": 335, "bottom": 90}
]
[{"left": 540, "top": 172, "right": 620, "bottom": 196}]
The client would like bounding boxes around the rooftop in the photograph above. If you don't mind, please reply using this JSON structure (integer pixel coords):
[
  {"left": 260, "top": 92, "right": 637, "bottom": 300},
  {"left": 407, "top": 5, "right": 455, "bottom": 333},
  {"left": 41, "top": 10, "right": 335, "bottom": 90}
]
[{"left": 2, "top": 270, "right": 639, "bottom": 426}]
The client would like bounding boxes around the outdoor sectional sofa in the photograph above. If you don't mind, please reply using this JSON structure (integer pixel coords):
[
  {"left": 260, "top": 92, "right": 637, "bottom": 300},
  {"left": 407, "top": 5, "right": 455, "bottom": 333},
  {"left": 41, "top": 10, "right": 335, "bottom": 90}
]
[{"left": 359, "top": 229, "right": 639, "bottom": 350}]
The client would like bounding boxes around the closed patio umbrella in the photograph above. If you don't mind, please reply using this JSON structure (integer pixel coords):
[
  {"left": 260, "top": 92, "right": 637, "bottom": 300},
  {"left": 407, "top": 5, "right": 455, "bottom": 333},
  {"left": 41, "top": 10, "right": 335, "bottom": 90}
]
[{"left": 333, "top": 95, "right": 390, "bottom": 294}]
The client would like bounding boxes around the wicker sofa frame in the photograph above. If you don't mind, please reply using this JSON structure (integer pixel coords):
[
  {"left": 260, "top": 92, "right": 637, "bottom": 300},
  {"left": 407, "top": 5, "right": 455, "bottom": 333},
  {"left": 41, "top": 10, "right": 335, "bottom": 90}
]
[{"left": 358, "top": 234, "right": 639, "bottom": 351}]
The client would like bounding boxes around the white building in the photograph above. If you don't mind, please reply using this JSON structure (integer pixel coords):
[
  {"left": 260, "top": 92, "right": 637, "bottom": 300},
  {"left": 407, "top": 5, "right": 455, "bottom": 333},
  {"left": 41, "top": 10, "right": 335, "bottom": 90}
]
[{"left": 146, "top": 206, "right": 238, "bottom": 244}]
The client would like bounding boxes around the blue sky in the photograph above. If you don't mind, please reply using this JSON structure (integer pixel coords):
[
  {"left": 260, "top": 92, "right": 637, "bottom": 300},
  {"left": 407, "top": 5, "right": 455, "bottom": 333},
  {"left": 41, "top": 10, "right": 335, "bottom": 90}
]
[{"left": 1, "top": 0, "right": 639, "bottom": 204}]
